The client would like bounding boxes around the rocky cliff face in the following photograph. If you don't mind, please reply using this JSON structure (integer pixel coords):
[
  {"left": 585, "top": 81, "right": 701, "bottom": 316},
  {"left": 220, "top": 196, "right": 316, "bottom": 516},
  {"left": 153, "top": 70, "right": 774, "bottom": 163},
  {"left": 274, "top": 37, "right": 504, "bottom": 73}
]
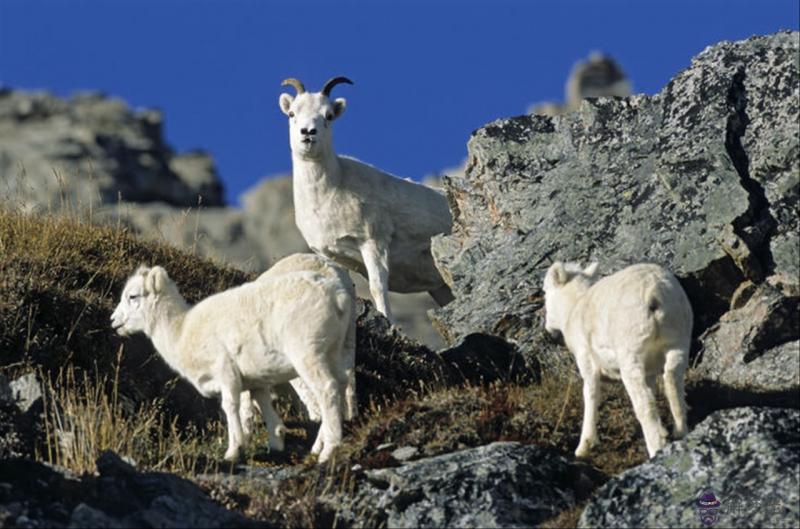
[
  {"left": 432, "top": 32, "right": 799, "bottom": 404},
  {"left": 0, "top": 90, "right": 224, "bottom": 208}
]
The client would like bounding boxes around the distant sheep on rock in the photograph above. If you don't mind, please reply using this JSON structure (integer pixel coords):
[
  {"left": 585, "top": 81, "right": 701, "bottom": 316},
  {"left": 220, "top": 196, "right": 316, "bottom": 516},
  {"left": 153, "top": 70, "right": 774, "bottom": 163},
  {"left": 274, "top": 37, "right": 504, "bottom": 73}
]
[
  {"left": 110, "top": 261, "right": 355, "bottom": 463},
  {"left": 543, "top": 262, "right": 693, "bottom": 458},
  {"left": 278, "top": 76, "right": 453, "bottom": 322}
]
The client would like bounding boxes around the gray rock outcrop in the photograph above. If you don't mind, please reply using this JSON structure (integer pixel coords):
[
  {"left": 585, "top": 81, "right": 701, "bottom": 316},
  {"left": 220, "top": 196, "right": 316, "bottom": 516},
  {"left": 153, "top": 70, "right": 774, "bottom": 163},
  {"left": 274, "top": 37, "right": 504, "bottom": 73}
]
[
  {"left": 693, "top": 279, "right": 799, "bottom": 406},
  {"left": 333, "top": 442, "right": 602, "bottom": 528},
  {"left": 0, "top": 451, "right": 262, "bottom": 528},
  {"left": 432, "top": 32, "right": 799, "bottom": 387},
  {"left": 579, "top": 407, "right": 800, "bottom": 529},
  {"left": 0, "top": 89, "right": 224, "bottom": 208}
]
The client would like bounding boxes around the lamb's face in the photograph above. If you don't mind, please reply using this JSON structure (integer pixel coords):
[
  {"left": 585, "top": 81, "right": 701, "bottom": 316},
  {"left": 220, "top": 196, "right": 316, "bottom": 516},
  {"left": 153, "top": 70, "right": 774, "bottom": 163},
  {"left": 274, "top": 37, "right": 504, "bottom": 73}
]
[
  {"left": 542, "top": 261, "right": 598, "bottom": 338},
  {"left": 279, "top": 92, "right": 346, "bottom": 160},
  {"left": 111, "top": 266, "right": 167, "bottom": 336}
]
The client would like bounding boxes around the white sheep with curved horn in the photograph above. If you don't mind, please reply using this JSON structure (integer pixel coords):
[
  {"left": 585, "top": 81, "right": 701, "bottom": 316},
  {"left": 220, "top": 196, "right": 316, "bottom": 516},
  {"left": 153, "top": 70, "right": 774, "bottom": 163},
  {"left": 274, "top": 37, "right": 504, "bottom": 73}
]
[
  {"left": 543, "top": 261, "right": 693, "bottom": 459},
  {"left": 110, "top": 263, "right": 355, "bottom": 463},
  {"left": 278, "top": 76, "right": 454, "bottom": 322}
]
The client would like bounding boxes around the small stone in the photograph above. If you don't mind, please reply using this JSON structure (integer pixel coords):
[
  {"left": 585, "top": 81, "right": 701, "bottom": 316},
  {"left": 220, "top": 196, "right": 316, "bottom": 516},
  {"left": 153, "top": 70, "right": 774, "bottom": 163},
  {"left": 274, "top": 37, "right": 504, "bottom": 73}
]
[
  {"left": 10, "top": 373, "right": 42, "bottom": 414},
  {"left": 391, "top": 446, "right": 419, "bottom": 462}
]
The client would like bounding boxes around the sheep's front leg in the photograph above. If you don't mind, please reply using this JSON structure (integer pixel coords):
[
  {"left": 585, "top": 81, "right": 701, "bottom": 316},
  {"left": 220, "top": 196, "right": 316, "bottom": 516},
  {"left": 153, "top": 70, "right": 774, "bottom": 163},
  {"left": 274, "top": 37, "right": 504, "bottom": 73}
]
[
  {"left": 221, "top": 388, "right": 244, "bottom": 462},
  {"left": 251, "top": 388, "right": 286, "bottom": 452},
  {"left": 620, "top": 363, "right": 665, "bottom": 458},
  {"left": 663, "top": 348, "right": 688, "bottom": 438},
  {"left": 360, "top": 240, "right": 393, "bottom": 322}
]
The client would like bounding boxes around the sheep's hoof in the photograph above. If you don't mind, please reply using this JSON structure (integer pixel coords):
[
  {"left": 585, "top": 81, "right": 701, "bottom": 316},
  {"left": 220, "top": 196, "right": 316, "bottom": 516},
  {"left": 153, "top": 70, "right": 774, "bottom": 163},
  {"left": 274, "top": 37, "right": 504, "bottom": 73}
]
[
  {"left": 268, "top": 435, "right": 286, "bottom": 453},
  {"left": 224, "top": 447, "right": 241, "bottom": 462},
  {"left": 658, "top": 424, "right": 669, "bottom": 439},
  {"left": 317, "top": 445, "right": 338, "bottom": 464},
  {"left": 574, "top": 440, "right": 595, "bottom": 458}
]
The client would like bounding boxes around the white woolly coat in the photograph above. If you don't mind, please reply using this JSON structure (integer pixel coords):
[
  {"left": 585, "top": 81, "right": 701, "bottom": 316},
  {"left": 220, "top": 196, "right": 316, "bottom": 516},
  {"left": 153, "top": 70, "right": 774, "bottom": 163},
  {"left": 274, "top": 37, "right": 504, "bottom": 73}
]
[
  {"left": 561, "top": 263, "right": 693, "bottom": 379},
  {"left": 293, "top": 155, "right": 452, "bottom": 293},
  {"left": 155, "top": 271, "right": 352, "bottom": 398}
]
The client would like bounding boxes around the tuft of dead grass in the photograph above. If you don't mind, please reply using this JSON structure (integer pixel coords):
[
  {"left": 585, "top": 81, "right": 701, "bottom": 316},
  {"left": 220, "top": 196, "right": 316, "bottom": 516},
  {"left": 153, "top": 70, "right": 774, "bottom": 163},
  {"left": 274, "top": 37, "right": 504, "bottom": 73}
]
[{"left": 39, "top": 348, "right": 229, "bottom": 476}]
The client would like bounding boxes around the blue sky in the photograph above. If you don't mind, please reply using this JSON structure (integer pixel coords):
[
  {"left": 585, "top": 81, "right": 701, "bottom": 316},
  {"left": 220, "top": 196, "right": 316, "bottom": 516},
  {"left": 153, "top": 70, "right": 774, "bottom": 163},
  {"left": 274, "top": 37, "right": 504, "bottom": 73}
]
[{"left": 1, "top": 0, "right": 797, "bottom": 205}]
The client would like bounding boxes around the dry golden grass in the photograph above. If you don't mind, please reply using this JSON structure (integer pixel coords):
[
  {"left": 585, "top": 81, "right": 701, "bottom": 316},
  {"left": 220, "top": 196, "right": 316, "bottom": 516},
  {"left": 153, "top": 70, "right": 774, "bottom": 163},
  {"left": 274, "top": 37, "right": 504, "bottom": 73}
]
[
  {"left": 0, "top": 205, "right": 250, "bottom": 475},
  {"left": 39, "top": 349, "right": 229, "bottom": 476}
]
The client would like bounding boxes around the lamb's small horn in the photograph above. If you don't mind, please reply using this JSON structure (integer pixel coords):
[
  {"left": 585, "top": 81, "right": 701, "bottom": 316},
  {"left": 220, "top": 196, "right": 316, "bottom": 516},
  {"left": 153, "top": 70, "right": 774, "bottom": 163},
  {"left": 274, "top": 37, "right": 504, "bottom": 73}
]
[
  {"left": 321, "top": 76, "right": 354, "bottom": 97},
  {"left": 281, "top": 78, "right": 306, "bottom": 94}
]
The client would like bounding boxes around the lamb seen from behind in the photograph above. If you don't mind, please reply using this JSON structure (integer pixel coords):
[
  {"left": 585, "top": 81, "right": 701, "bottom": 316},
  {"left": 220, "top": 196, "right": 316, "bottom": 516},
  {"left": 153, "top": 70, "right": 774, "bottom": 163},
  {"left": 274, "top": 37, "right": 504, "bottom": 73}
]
[
  {"left": 110, "top": 259, "right": 356, "bottom": 463},
  {"left": 543, "top": 262, "right": 693, "bottom": 458},
  {"left": 279, "top": 76, "right": 454, "bottom": 322}
]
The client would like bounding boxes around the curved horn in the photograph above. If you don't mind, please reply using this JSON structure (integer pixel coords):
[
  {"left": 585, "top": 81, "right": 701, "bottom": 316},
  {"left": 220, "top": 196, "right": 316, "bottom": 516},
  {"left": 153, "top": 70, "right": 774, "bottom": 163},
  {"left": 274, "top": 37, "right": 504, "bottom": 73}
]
[
  {"left": 281, "top": 78, "right": 306, "bottom": 95},
  {"left": 321, "top": 76, "right": 354, "bottom": 97}
]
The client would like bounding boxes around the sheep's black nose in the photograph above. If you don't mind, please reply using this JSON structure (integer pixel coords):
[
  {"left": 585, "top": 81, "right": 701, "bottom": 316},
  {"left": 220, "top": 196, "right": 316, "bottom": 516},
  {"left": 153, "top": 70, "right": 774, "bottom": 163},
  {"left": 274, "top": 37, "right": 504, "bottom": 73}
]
[{"left": 300, "top": 127, "right": 317, "bottom": 136}]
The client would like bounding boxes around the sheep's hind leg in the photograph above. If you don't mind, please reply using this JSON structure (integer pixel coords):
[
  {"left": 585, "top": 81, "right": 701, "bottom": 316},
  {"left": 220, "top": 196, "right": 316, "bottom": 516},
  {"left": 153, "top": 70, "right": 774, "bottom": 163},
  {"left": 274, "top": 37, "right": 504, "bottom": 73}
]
[
  {"left": 290, "top": 378, "right": 321, "bottom": 422},
  {"left": 360, "top": 240, "right": 393, "bottom": 322},
  {"left": 251, "top": 388, "right": 286, "bottom": 452},
  {"left": 663, "top": 348, "right": 689, "bottom": 438},
  {"left": 221, "top": 388, "right": 245, "bottom": 462},
  {"left": 342, "top": 317, "right": 358, "bottom": 420},
  {"left": 645, "top": 375, "right": 669, "bottom": 440},
  {"left": 620, "top": 363, "right": 666, "bottom": 458},
  {"left": 575, "top": 370, "right": 602, "bottom": 458},
  {"left": 291, "top": 357, "right": 344, "bottom": 463}
]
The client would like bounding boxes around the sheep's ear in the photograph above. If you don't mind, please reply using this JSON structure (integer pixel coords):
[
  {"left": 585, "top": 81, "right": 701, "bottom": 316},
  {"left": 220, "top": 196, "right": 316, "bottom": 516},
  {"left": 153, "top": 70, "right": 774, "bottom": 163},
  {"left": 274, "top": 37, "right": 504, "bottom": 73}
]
[
  {"left": 583, "top": 262, "right": 599, "bottom": 277},
  {"left": 279, "top": 93, "right": 294, "bottom": 116},
  {"left": 146, "top": 266, "right": 169, "bottom": 294},
  {"left": 551, "top": 262, "right": 568, "bottom": 286},
  {"left": 332, "top": 97, "right": 346, "bottom": 120}
]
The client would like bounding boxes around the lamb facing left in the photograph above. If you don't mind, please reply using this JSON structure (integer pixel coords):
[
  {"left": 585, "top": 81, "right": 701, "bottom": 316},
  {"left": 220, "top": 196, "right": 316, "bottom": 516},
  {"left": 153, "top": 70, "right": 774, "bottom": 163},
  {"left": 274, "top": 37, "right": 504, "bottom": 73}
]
[{"left": 110, "top": 263, "right": 355, "bottom": 463}]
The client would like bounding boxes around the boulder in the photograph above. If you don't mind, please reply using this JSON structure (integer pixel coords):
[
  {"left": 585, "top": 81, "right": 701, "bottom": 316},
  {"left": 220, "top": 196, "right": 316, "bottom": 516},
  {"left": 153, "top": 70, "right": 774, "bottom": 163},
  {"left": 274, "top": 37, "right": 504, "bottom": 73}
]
[
  {"left": 354, "top": 299, "right": 532, "bottom": 405},
  {"left": 579, "top": 407, "right": 800, "bottom": 529},
  {"left": 692, "top": 279, "right": 799, "bottom": 408},
  {"left": 0, "top": 374, "right": 34, "bottom": 459},
  {"left": 9, "top": 372, "right": 43, "bottom": 415},
  {"left": 432, "top": 31, "right": 799, "bottom": 377},
  {"left": 334, "top": 442, "right": 602, "bottom": 528},
  {"left": 0, "top": 451, "right": 262, "bottom": 528}
]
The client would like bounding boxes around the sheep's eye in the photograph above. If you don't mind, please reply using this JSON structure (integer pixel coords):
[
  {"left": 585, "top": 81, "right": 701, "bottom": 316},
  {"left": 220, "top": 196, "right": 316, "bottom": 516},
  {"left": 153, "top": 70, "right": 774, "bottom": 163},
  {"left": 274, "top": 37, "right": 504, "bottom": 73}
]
[
  {"left": 288, "top": 111, "right": 295, "bottom": 118},
  {"left": 325, "top": 113, "right": 333, "bottom": 121},
  {"left": 129, "top": 294, "right": 140, "bottom": 301}
]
